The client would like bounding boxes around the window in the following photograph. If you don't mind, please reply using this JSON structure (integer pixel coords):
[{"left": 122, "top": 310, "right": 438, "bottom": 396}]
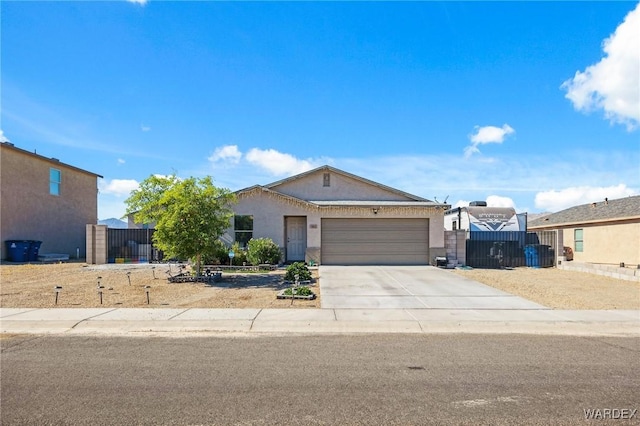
[
  {"left": 323, "top": 173, "right": 330, "bottom": 187},
  {"left": 452, "top": 221, "right": 458, "bottom": 231},
  {"left": 234, "top": 215, "right": 253, "bottom": 248},
  {"left": 50, "top": 168, "right": 61, "bottom": 195},
  {"left": 574, "top": 229, "right": 583, "bottom": 252}
]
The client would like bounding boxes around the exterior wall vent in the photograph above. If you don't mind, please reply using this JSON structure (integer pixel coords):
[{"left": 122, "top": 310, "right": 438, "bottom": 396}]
[{"left": 469, "top": 201, "right": 487, "bottom": 207}]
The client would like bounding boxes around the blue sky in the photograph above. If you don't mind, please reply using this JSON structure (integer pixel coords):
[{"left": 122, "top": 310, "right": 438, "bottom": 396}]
[{"left": 2, "top": 1, "right": 638, "bottom": 220}]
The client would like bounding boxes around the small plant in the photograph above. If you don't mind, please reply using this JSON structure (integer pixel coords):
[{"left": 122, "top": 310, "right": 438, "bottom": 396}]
[
  {"left": 284, "top": 262, "right": 312, "bottom": 282},
  {"left": 247, "top": 238, "right": 282, "bottom": 265},
  {"left": 283, "top": 286, "right": 313, "bottom": 296},
  {"left": 230, "top": 242, "right": 248, "bottom": 266}
]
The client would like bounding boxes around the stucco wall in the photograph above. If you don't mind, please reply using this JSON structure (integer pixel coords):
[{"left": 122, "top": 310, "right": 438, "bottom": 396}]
[
  {"left": 272, "top": 170, "right": 414, "bottom": 202},
  {"left": 227, "top": 189, "right": 446, "bottom": 263},
  {"left": 1, "top": 145, "right": 99, "bottom": 259},
  {"left": 562, "top": 222, "right": 640, "bottom": 266}
]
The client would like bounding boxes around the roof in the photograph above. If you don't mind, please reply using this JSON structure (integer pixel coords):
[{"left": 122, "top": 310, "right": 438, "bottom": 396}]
[
  {"left": 236, "top": 186, "right": 443, "bottom": 210},
  {"left": 311, "top": 200, "right": 442, "bottom": 207},
  {"left": 264, "top": 165, "right": 433, "bottom": 203},
  {"left": 1, "top": 142, "right": 103, "bottom": 178},
  {"left": 528, "top": 195, "right": 640, "bottom": 228}
]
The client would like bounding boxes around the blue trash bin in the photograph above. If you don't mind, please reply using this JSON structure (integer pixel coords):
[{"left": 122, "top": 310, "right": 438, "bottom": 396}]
[
  {"left": 28, "top": 241, "right": 42, "bottom": 261},
  {"left": 529, "top": 245, "right": 540, "bottom": 268},
  {"left": 5, "top": 240, "right": 30, "bottom": 262}
]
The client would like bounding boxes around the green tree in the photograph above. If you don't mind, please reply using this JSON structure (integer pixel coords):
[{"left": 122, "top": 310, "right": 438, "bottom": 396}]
[{"left": 125, "top": 175, "right": 236, "bottom": 274}]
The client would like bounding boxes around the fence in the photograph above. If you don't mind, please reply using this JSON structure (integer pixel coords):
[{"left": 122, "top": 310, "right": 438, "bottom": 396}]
[
  {"left": 107, "top": 228, "right": 162, "bottom": 263},
  {"left": 463, "top": 230, "right": 557, "bottom": 269}
]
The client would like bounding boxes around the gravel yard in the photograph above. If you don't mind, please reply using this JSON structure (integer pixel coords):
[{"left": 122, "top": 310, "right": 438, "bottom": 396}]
[
  {"left": 0, "top": 262, "right": 320, "bottom": 309},
  {"left": 1, "top": 262, "right": 638, "bottom": 310},
  {"left": 452, "top": 267, "right": 640, "bottom": 310}
]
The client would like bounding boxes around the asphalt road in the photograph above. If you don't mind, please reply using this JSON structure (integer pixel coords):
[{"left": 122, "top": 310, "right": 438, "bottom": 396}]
[{"left": 2, "top": 334, "right": 639, "bottom": 425}]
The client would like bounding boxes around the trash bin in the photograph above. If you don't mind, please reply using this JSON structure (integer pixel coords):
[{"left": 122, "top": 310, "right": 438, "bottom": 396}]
[
  {"left": 28, "top": 240, "right": 42, "bottom": 261},
  {"left": 524, "top": 245, "right": 539, "bottom": 268},
  {"left": 5, "top": 240, "right": 30, "bottom": 262}
]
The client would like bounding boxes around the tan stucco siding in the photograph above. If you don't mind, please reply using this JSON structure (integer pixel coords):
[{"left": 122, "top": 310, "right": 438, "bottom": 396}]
[
  {"left": 229, "top": 191, "right": 315, "bottom": 248},
  {"left": 562, "top": 222, "right": 640, "bottom": 265},
  {"left": 272, "top": 171, "right": 414, "bottom": 202},
  {"left": 1, "top": 147, "right": 99, "bottom": 259},
  {"left": 227, "top": 190, "right": 446, "bottom": 262}
]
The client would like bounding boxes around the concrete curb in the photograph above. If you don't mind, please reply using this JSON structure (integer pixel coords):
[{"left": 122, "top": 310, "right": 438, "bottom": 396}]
[{"left": 1, "top": 308, "right": 638, "bottom": 337}]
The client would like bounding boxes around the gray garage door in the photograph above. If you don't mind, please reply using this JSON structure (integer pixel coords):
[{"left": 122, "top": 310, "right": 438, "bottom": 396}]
[{"left": 321, "top": 218, "right": 429, "bottom": 265}]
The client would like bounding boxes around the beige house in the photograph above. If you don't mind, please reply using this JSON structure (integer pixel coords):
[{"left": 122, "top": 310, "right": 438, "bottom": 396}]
[
  {"left": 528, "top": 196, "right": 640, "bottom": 267},
  {"left": 224, "top": 165, "right": 448, "bottom": 265},
  {"left": 1, "top": 142, "right": 102, "bottom": 260}
]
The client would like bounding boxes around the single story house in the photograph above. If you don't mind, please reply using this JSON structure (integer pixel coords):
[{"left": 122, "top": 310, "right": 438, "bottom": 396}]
[
  {"left": 527, "top": 195, "right": 640, "bottom": 267},
  {"left": 223, "top": 165, "right": 448, "bottom": 265}
]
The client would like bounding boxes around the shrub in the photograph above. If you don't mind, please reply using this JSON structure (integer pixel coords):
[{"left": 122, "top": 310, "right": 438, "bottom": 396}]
[
  {"left": 284, "top": 262, "right": 312, "bottom": 282},
  {"left": 247, "top": 238, "right": 282, "bottom": 265},
  {"left": 196, "top": 240, "right": 229, "bottom": 265},
  {"left": 283, "top": 286, "right": 313, "bottom": 296},
  {"left": 230, "top": 242, "right": 248, "bottom": 266}
]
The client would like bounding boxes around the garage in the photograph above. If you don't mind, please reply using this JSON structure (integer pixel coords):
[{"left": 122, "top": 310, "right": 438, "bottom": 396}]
[{"left": 321, "top": 218, "right": 430, "bottom": 265}]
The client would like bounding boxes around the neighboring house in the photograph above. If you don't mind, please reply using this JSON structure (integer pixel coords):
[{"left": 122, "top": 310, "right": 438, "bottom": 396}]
[
  {"left": 1, "top": 142, "right": 102, "bottom": 260},
  {"left": 527, "top": 196, "right": 640, "bottom": 266},
  {"left": 224, "top": 165, "right": 448, "bottom": 265}
]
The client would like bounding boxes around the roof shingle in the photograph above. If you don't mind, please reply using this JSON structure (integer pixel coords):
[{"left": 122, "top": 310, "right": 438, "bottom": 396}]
[{"left": 528, "top": 195, "right": 640, "bottom": 228}]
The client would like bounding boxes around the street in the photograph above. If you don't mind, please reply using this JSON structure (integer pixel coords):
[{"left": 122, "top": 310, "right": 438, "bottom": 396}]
[{"left": 2, "top": 333, "right": 639, "bottom": 425}]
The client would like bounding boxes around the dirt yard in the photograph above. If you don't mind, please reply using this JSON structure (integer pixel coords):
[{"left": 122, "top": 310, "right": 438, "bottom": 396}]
[
  {"left": 0, "top": 262, "right": 320, "bottom": 309},
  {"left": 452, "top": 267, "right": 640, "bottom": 310},
  {"left": 1, "top": 262, "right": 638, "bottom": 310}
]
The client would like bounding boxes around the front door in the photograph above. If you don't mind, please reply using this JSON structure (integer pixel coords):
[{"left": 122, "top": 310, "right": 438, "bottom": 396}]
[{"left": 286, "top": 217, "right": 307, "bottom": 262}]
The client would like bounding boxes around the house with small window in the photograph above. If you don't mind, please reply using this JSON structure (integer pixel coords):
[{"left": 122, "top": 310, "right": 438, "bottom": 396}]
[
  {"left": 527, "top": 196, "right": 640, "bottom": 267},
  {"left": 0, "top": 142, "right": 102, "bottom": 260},
  {"left": 223, "top": 165, "right": 448, "bottom": 265}
]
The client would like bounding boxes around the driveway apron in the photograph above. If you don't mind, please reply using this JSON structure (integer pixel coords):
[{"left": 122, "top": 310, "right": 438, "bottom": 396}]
[{"left": 319, "top": 265, "right": 549, "bottom": 310}]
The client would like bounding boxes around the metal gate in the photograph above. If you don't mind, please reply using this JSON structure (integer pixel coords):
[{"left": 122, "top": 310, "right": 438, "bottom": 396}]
[
  {"left": 465, "top": 231, "right": 556, "bottom": 269},
  {"left": 107, "top": 228, "right": 162, "bottom": 263}
]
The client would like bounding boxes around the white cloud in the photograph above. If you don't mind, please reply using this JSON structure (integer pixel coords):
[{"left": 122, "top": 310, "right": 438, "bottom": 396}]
[
  {"left": 117, "top": 158, "right": 126, "bottom": 165},
  {"left": 0, "top": 129, "right": 10, "bottom": 143},
  {"left": 245, "top": 148, "right": 319, "bottom": 176},
  {"left": 141, "top": 124, "right": 151, "bottom": 132},
  {"left": 464, "top": 124, "right": 515, "bottom": 158},
  {"left": 486, "top": 195, "right": 516, "bottom": 208},
  {"left": 534, "top": 184, "right": 637, "bottom": 212},
  {"left": 561, "top": 3, "right": 640, "bottom": 130},
  {"left": 451, "top": 196, "right": 515, "bottom": 209},
  {"left": 127, "top": 0, "right": 148, "bottom": 5},
  {"left": 99, "top": 179, "right": 140, "bottom": 197},
  {"left": 208, "top": 145, "right": 242, "bottom": 164}
]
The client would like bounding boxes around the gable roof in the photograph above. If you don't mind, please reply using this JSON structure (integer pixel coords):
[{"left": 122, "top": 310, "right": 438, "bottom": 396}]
[
  {"left": 236, "top": 184, "right": 317, "bottom": 209},
  {"left": 528, "top": 195, "right": 640, "bottom": 228},
  {"left": 264, "top": 165, "right": 430, "bottom": 202}
]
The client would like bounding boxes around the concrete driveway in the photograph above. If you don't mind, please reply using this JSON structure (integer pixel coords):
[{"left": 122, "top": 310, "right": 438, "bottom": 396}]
[{"left": 319, "top": 265, "right": 549, "bottom": 310}]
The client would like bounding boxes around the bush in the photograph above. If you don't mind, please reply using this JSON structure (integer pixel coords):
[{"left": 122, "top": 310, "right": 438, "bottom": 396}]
[
  {"left": 196, "top": 240, "right": 229, "bottom": 265},
  {"left": 230, "top": 242, "right": 248, "bottom": 266},
  {"left": 247, "top": 238, "right": 282, "bottom": 265},
  {"left": 283, "top": 286, "right": 313, "bottom": 296},
  {"left": 284, "top": 262, "right": 312, "bottom": 282}
]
